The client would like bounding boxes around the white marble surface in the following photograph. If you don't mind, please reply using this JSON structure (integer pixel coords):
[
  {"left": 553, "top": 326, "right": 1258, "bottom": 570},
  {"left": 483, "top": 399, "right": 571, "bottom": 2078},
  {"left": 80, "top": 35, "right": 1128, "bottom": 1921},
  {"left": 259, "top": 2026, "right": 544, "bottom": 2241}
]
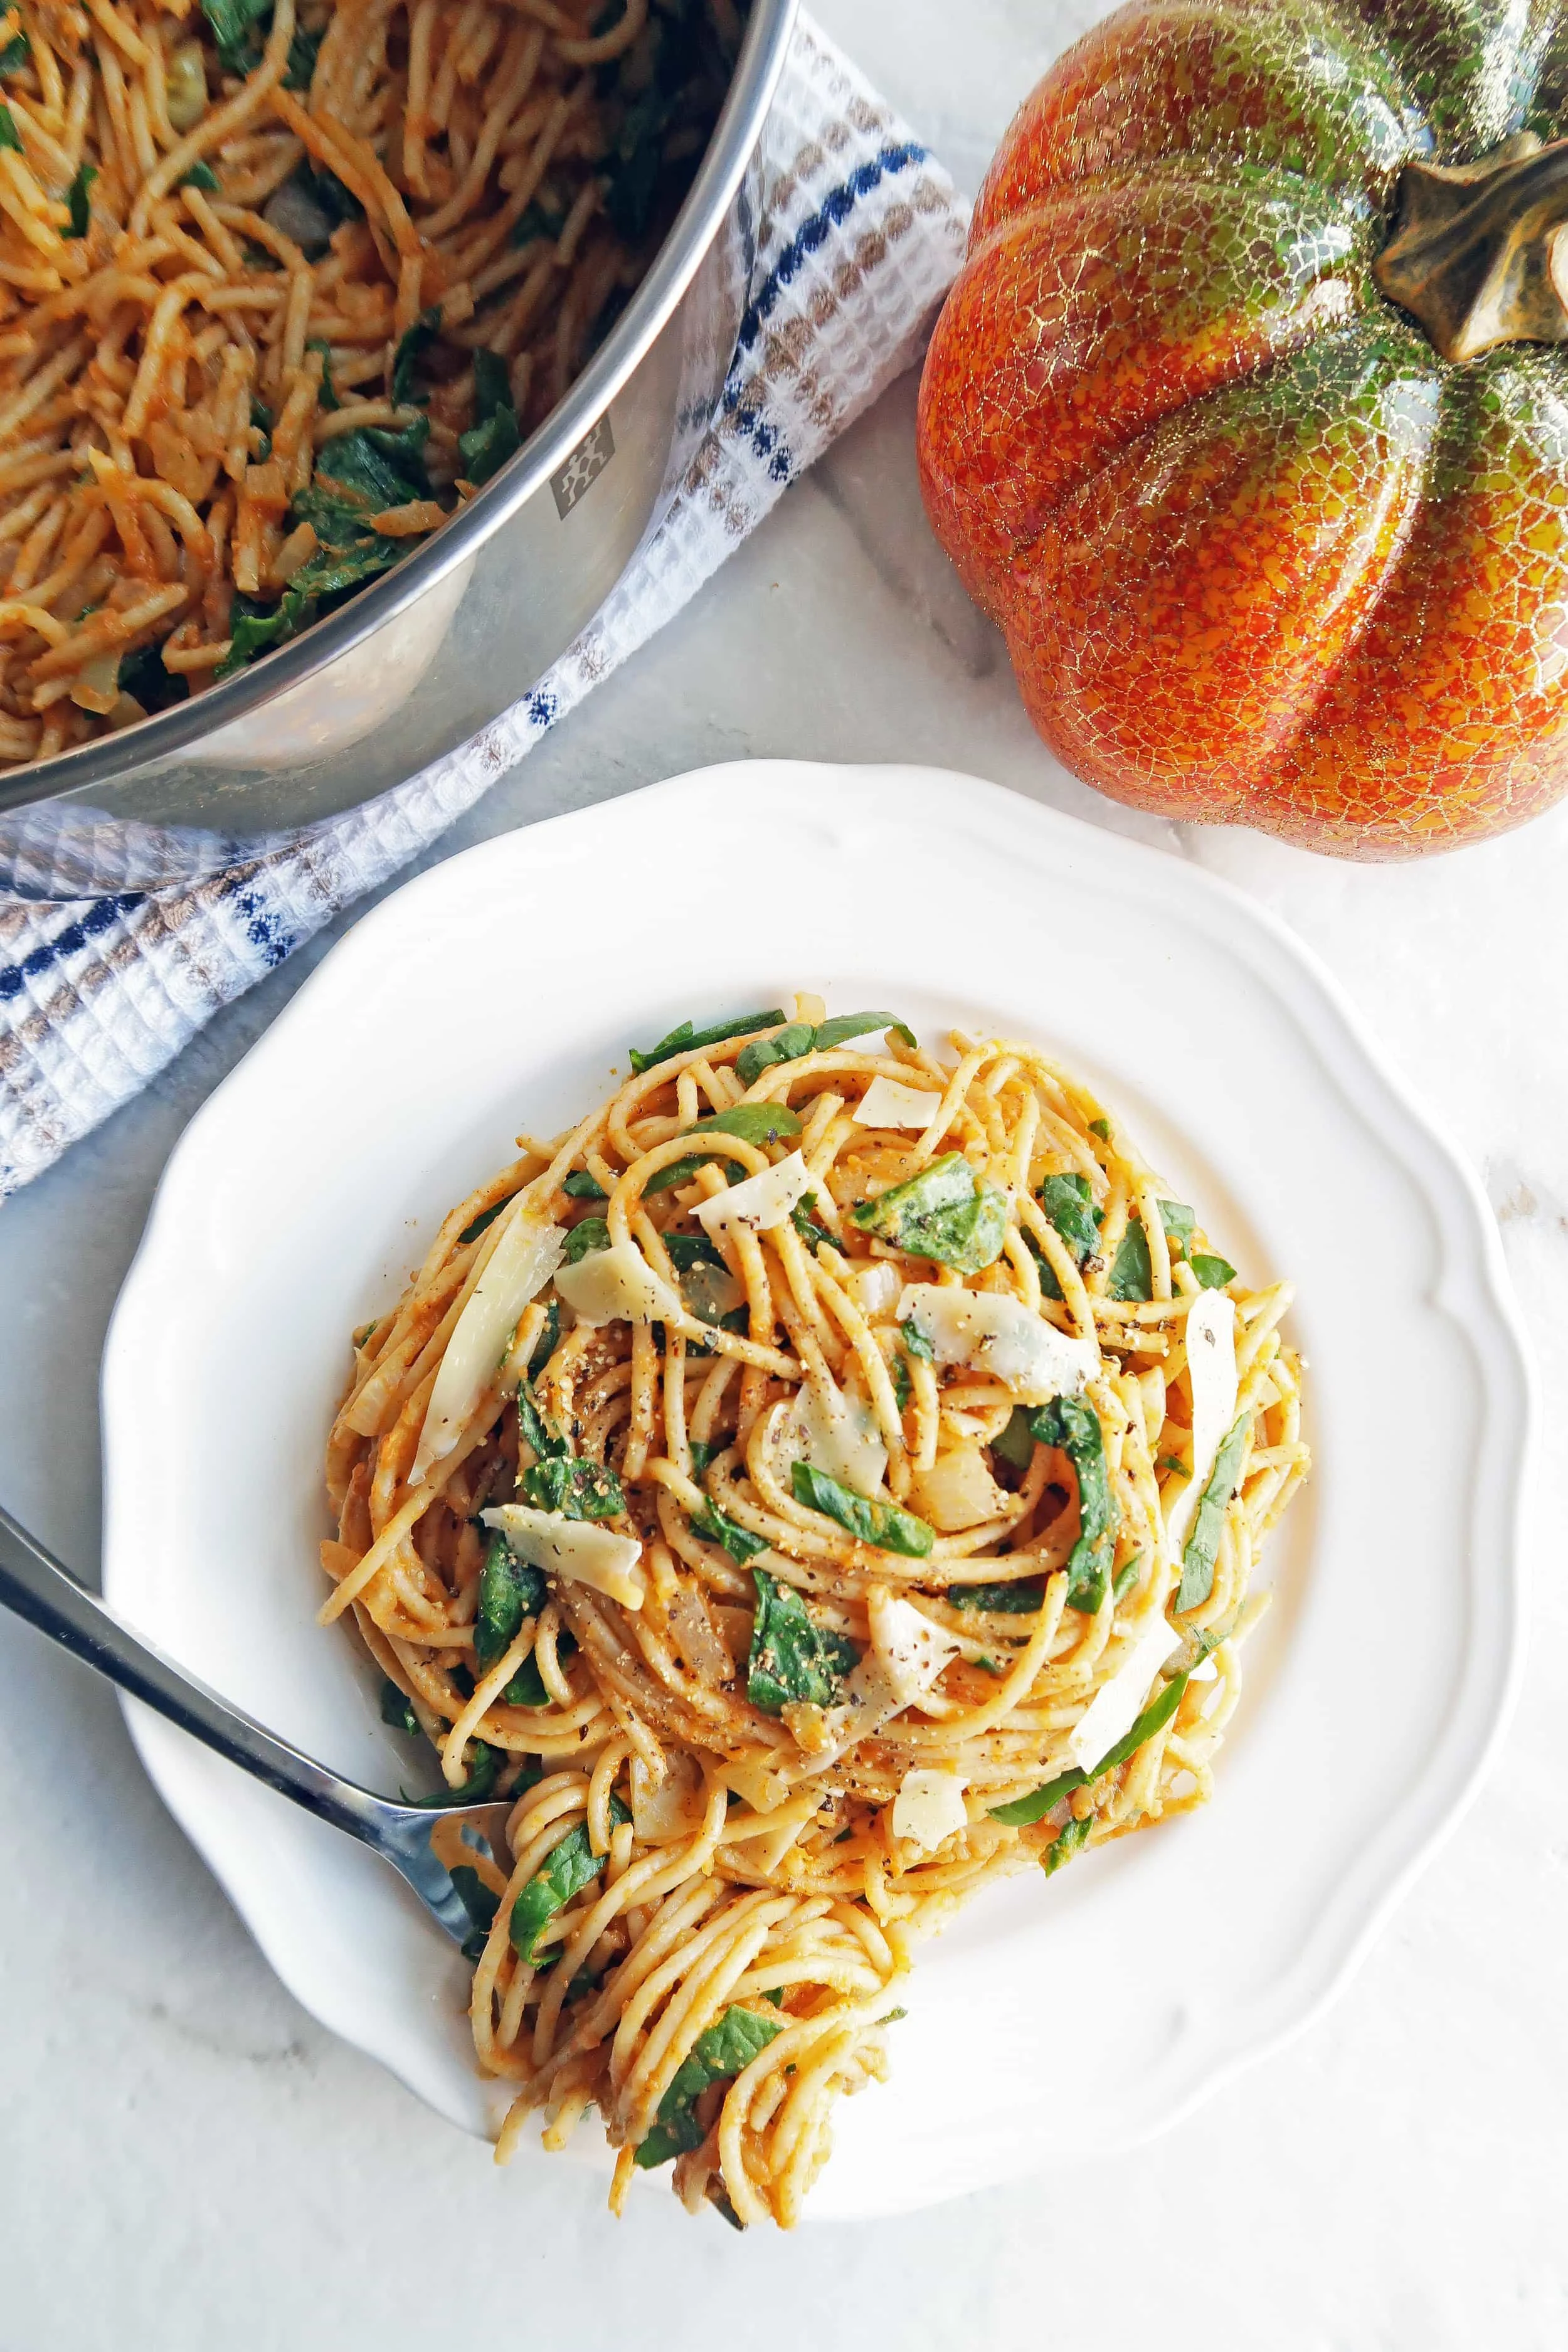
[{"left": 3, "top": 4, "right": 1565, "bottom": 2342}]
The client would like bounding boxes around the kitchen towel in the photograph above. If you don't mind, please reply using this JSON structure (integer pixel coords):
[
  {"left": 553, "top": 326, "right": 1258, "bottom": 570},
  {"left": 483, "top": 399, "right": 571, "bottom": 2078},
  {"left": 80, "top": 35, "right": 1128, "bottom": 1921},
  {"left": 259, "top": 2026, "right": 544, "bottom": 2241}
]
[{"left": 0, "top": 13, "right": 968, "bottom": 1195}]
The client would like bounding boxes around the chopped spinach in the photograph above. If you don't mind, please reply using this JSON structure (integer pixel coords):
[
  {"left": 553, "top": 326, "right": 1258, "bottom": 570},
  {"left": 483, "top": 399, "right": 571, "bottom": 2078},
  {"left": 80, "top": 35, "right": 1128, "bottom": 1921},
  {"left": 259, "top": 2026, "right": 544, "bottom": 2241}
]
[
  {"left": 117, "top": 641, "right": 186, "bottom": 714},
  {"left": 692, "top": 1501, "right": 766, "bottom": 1565},
  {"left": 992, "top": 1406, "right": 1035, "bottom": 1470},
  {"left": 634, "top": 2003, "right": 785, "bottom": 2167},
  {"left": 563, "top": 1216, "right": 611, "bottom": 1263},
  {"left": 458, "top": 1197, "right": 509, "bottom": 1244},
  {"left": 734, "top": 1022, "right": 815, "bottom": 1085},
  {"left": 688, "top": 1441, "right": 714, "bottom": 1477},
  {"left": 177, "top": 159, "right": 221, "bottom": 191},
  {"left": 689, "top": 1101, "right": 802, "bottom": 1148},
  {"left": 662, "top": 1231, "right": 725, "bottom": 1273},
  {"left": 562, "top": 1168, "right": 608, "bottom": 1200},
  {"left": 450, "top": 1863, "right": 499, "bottom": 1959},
  {"left": 502, "top": 1629, "right": 577, "bottom": 1708},
  {"left": 1089, "top": 1118, "right": 1111, "bottom": 1141},
  {"left": 404, "top": 1739, "right": 499, "bottom": 1808},
  {"left": 391, "top": 305, "right": 440, "bottom": 406},
  {"left": 1044, "top": 1809, "right": 1093, "bottom": 1876},
  {"left": 474, "top": 1529, "right": 547, "bottom": 1668},
  {"left": 528, "top": 1301, "right": 560, "bottom": 1374},
  {"left": 789, "top": 1193, "right": 845, "bottom": 1254},
  {"left": 891, "top": 1355, "right": 911, "bottom": 1413},
  {"left": 516, "top": 1381, "right": 568, "bottom": 1463},
  {"left": 1177, "top": 1414, "right": 1251, "bottom": 1612},
  {"left": 1032, "top": 1172, "right": 1103, "bottom": 1300},
  {"left": 747, "top": 1566, "right": 859, "bottom": 1714},
  {"left": 948, "top": 1579, "right": 1046, "bottom": 1614},
  {"left": 314, "top": 413, "right": 432, "bottom": 505},
  {"left": 66, "top": 162, "right": 96, "bottom": 238},
  {"left": 628, "top": 1009, "right": 788, "bottom": 1076},
  {"left": 988, "top": 1671, "right": 1189, "bottom": 1825},
  {"left": 285, "top": 23, "right": 320, "bottom": 87},
  {"left": 0, "top": 102, "right": 19, "bottom": 152},
  {"left": 790, "top": 1462, "right": 934, "bottom": 1558},
  {"left": 510, "top": 1799, "right": 631, "bottom": 1961},
  {"left": 200, "top": 0, "right": 272, "bottom": 77},
  {"left": 306, "top": 336, "right": 340, "bottom": 407},
  {"left": 900, "top": 1315, "right": 935, "bottom": 1362},
  {"left": 379, "top": 1677, "right": 421, "bottom": 1735},
  {"left": 815, "top": 1009, "right": 916, "bottom": 1052},
  {"left": 1112, "top": 1552, "right": 1145, "bottom": 1605},
  {"left": 852, "top": 1153, "right": 1008, "bottom": 1274},
  {"left": 0, "top": 28, "right": 29, "bottom": 72},
  {"left": 1029, "top": 1394, "right": 1116, "bottom": 1613},
  {"left": 512, "top": 198, "right": 566, "bottom": 246},
  {"left": 1108, "top": 1200, "right": 1199, "bottom": 1301},
  {"left": 1161, "top": 1200, "right": 1195, "bottom": 1260},
  {"left": 1190, "top": 1251, "right": 1237, "bottom": 1290},
  {"left": 522, "top": 1454, "right": 625, "bottom": 1520}
]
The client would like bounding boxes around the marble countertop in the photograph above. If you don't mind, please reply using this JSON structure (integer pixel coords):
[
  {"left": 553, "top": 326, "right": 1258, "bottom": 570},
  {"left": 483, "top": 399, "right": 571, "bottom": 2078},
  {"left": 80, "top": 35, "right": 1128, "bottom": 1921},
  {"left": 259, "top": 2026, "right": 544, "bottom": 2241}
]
[{"left": 3, "top": 4, "right": 1564, "bottom": 2344}]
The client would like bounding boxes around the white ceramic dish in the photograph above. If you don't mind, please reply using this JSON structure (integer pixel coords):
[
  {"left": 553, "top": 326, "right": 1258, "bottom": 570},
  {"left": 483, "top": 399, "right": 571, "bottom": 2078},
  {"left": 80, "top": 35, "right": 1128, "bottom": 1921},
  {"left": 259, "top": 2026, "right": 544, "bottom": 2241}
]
[{"left": 100, "top": 761, "right": 1530, "bottom": 2220}]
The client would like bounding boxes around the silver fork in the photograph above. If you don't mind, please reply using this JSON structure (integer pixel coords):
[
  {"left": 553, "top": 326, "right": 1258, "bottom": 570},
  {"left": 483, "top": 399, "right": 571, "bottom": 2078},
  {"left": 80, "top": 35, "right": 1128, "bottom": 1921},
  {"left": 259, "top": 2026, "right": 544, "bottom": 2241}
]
[{"left": 0, "top": 1499, "right": 513, "bottom": 1942}]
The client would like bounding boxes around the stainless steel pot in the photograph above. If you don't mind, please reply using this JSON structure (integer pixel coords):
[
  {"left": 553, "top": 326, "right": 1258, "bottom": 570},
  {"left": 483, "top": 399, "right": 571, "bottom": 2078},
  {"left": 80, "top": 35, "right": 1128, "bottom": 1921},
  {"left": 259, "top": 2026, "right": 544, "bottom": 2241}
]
[{"left": 0, "top": 0, "right": 798, "bottom": 898}]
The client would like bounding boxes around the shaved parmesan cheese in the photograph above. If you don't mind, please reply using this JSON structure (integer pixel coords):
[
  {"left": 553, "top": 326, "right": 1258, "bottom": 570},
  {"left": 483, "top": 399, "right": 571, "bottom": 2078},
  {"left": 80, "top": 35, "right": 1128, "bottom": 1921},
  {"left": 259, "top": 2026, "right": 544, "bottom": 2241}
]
[
  {"left": 866, "top": 1587, "right": 961, "bottom": 1707},
  {"left": 1066, "top": 1615, "right": 1183, "bottom": 1772},
  {"left": 853, "top": 1074, "right": 944, "bottom": 1130},
  {"left": 1165, "top": 1291, "right": 1239, "bottom": 1551},
  {"left": 846, "top": 1259, "right": 900, "bottom": 1318},
  {"left": 554, "top": 1235, "right": 683, "bottom": 1328},
  {"left": 694, "top": 1148, "right": 812, "bottom": 1240},
  {"left": 481, "top": 1503, "right": 647, "bottom": 1610},
  {"left": 897, "top": 1281, "right": 1099, "bottom": 1403},
  {"left": 785, "top": 1367, "right": 888, "bottom": 1498},
  {"left": 411, "top": 1212, "right": 565, "bottom": 1482},
  {"left": 892, "top": 1767, "right": 968, "bottom": 1852},
  {"left": 907, "top": 1442, "right": 1009, "bottom": 1532}
]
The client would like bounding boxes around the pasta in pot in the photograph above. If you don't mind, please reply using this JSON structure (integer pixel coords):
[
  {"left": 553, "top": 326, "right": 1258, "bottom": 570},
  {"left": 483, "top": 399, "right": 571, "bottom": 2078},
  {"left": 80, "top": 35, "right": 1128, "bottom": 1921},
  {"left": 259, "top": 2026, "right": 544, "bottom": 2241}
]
[
  {"left": 0, "top": 0, "right": 743, "bottom": 768},
  {"left": 322, "top": 999, "right": 1310, "bottom": 2227}
]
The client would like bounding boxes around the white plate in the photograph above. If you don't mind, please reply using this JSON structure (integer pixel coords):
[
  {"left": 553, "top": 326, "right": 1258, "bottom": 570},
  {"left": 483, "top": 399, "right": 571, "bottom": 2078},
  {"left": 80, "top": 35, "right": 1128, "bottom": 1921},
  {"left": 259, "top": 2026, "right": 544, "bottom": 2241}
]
[{"left": 100, "top": 761, "right": 1531, "bottom": 2220}]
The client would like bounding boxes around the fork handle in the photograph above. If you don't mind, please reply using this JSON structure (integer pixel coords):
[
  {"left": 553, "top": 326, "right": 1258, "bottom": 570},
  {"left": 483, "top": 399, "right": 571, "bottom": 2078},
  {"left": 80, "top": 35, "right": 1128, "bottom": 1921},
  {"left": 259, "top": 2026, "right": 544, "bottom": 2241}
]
[{"left": 0, "top": 1498, "right": 386, "bottom": 1842}]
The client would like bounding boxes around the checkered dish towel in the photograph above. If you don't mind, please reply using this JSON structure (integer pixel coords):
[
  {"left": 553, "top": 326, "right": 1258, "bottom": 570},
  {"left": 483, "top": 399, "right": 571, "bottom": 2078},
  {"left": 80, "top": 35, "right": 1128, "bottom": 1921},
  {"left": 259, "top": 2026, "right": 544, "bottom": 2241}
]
[{"left": 0, "top": 14, "right": 967, "bottom": 1197}]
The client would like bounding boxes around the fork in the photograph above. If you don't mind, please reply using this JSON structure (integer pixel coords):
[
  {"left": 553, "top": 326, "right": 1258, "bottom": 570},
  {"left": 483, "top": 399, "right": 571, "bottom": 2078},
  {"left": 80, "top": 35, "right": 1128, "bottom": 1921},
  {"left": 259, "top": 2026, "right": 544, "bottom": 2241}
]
[{"left": 0, "top": 1498, "right": 512, "bottom": 1942}]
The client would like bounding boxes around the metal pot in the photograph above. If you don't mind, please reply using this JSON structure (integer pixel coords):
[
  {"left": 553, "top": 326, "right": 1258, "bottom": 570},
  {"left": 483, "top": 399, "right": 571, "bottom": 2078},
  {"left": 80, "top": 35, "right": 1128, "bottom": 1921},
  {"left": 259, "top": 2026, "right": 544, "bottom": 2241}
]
[{"left": 0, "top": 0, "right": 798, "bottom": 899}]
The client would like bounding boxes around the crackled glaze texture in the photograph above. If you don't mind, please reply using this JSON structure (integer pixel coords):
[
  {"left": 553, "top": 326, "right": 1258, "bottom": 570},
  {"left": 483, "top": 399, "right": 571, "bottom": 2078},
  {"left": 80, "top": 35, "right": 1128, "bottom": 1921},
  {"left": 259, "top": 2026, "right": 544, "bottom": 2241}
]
[{"left": 916, "top": 0, "right": 1568, "bottom": 856}]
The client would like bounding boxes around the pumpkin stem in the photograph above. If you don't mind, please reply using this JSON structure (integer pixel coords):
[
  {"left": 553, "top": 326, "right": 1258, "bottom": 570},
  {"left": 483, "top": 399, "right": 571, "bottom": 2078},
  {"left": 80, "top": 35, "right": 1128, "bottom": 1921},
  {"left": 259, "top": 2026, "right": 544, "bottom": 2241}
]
[{"left": 1375, "top": 132, "right": 1568, "bottom": 362}]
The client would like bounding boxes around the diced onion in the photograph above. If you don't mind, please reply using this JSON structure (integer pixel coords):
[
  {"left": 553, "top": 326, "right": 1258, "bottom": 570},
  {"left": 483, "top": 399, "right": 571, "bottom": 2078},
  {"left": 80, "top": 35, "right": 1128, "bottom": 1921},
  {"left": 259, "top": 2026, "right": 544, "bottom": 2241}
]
[
  {"left": 694, "top": 1148, "right": 812, "bottom": 1239},
  {"left": 481, "top": 1502, "right": 646, "bottom": 1610},
  {"left": 554, "top": 1235, "right": 683, "bottom": 1328},
  {"left": 907, "top": 1442, "right": 1009, "bottom": 1532},
  {"left": 891, "top": 1766, "right": 968, "bottom": 1851},
  {"left": 785, "top": 1367, "right": 888, "bottom": 1498},
  {"left": 411, "top": 1212, "right": 564, "bottom": 1481},
  {"left": 1165, "top": 1291, "right": 1239, "bottom": 1550},
  {"left": 852, "top": 1074, "right": 943, "bottom": 1130},
  {"left": 1066, "top": 1616, "right": 1183, "bottom": 1772},
  {"left": 897, "top": 1281, "right": 1098, "bottom": 1402}
]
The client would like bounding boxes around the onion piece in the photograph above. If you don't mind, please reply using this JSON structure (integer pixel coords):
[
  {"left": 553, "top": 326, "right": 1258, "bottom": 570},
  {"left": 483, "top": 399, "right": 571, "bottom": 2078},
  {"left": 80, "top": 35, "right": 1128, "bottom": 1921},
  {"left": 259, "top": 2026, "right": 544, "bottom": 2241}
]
[
  {"left": 411, "top": 1212, "right": 564, "bottom": 1482},
  {"left": 907, "top": 1442, "right": 1009, "bottom": 1531}
]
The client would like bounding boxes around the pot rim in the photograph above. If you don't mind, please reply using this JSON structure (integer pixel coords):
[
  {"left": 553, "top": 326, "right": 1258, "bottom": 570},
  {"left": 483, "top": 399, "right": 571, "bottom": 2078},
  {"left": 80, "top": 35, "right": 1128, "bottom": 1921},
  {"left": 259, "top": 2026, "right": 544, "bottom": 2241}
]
[{"left": 3, "top": 0, "right": 798, "bottom": 823}]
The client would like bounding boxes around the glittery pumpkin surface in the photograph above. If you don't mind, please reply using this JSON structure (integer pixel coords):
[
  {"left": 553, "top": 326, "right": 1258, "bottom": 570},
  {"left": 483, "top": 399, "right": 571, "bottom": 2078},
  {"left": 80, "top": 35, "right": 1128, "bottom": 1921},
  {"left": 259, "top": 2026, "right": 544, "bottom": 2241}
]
[{"left": 916, "top": 0, "right": 1568, "bottom": 856}]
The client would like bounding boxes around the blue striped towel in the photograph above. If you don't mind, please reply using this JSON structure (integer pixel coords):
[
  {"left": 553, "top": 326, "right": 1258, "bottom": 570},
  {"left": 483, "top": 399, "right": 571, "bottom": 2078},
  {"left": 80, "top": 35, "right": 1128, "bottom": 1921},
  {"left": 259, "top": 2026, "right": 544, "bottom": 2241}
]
[{"left": 0, "top": 14, "right": 967, "bottom": 1195}]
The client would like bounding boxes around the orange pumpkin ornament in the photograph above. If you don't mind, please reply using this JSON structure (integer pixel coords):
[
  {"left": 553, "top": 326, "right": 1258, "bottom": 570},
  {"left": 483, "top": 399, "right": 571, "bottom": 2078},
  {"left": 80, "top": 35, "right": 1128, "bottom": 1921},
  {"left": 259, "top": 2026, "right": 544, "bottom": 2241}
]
[{"left": 916, "top": 0, "right": 1568, "bottom": 857}]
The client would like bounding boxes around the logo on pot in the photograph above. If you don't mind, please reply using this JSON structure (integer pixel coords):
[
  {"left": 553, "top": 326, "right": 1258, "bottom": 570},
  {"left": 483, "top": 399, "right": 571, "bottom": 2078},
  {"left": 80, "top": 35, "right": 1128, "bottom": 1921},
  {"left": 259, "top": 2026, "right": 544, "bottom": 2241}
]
[{"left": 552, "top": 416, "right": 615, "bottom": 517}]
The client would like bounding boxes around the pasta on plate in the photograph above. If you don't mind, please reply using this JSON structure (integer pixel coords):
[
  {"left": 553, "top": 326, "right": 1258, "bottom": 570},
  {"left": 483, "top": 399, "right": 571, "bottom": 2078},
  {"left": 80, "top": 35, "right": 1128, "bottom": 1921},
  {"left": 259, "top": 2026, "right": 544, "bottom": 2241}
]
[
  {"left": 321, "top": 999, "right": 1310, "bottom": 2227},
  {"left": 0, "top": 0, "right": 741, "bottom": 766}
]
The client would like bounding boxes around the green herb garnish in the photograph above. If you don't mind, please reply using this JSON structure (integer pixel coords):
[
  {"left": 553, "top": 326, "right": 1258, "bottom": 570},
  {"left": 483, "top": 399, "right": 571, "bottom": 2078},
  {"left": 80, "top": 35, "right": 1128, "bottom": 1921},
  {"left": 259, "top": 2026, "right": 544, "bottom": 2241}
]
[
  {"left": 1029, "top": 1394, "right": 1116, "bottom": 1613},
  {"left": 634, "top": 2004, "right": 785, "bottom": 2168},
  {"left": 474, "top": 1529, "right": 547, "bottom": 1668},
  {"left": 458, "top": 1197, "right": 509, "bottom": 1244},
  {"left": 522, "top": 1454, "right": 624, "bottom": 1520},
  {"left": 0, "top": 28, "right": 30, "bottom": 72},
  {"left": 66, "top": 162, "right": 96, "bottom": 238},
  {"left": 457, "top": 347, "right": 521, "bottom": 485},
  {"left": 734, "top": 1009, "right": 916, "bottom": 1086},
  {"left": 562, "top": 1168, "right": 607, "bottom": 1200},
  {"left": 692, "top": 1502, "right": 766, "bottom": 1565},
  {"left": 747, "top": 1564, "right": 859, "bottom": 1713},
  {"left": 948, "top": 1579, "right": 1046, "bottom": 1613},
  {"left": 510, "top": 1799, "right": 630, "bottom": 1961},
  {"left": 563, "top": 1216, "right": 611, "bottom": 1263},
  {"left": 628, "top": 1009, "right": 788, "bottom": 1076},
  {"left": 1044, "top": 1809, "right": 1094, "bottom": 1875},
  {"left": 0, "top": 101, "right": 20, "bottom": 151},
  {"left": 789, "top": 1192, "right": 845, "bottom": 1254},
  {"left": 1190, "top": 1252, "right": 1237, "bottom": 1290},
  {"left": 1177, "top": 1414, "right": 1251, "bottom": 1611},
  {"left": 852, "top": 1153, "right": 1008, "bottom": 1274},
  {"left": 177, "top": 159, "right": 221, "bottom": 191},
  {"left": 790, "top": 1462, "right": 934, "bottom": 1557},
  {"left": 450, "top": 1862, "right": 501, "bottom": 1961},
  {"left": 988, "top": 1672, "right": 1189, "bottom": 1825},
  {"left": 992, "top": 1406, "right": 1035, "bottom": 1470}
]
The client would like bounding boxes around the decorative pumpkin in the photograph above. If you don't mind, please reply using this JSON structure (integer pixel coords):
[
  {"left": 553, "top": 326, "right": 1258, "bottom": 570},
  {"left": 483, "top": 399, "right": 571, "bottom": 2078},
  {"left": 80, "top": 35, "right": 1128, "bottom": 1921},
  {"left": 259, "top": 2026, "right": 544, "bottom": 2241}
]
[{"left": 916, "top": 0, "right": 1568, "bottom": 857}]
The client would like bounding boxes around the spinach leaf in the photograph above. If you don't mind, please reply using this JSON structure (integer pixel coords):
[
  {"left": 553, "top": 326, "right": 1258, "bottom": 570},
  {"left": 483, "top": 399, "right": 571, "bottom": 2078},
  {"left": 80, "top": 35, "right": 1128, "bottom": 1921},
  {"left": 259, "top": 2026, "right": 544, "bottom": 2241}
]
[
  {"left": 813, "top": 1010, "right": 917, "bottom": 1052},
  {"left": 522, "top": 1454, "right": 624, "bottom": 1520},
  {"left": 391, "top": 305, "right": 440, "bottom": 406},
  {"left": 458, "top": 1197, "right": 509, "bottom": 1244},
  {"left": 250, "top": 395, "right": 274, "bottom": 433},
  {"left": 790, "top": 1462, "right": 934, "bottom": 1558},
  {"left": 216, "top": 586, "right": 309, "bottom": 679},
  {"left": 379, "top": 1677, "right": 421, "bottom": 1735},
  {"left": 734, "top": 1022, "right": 814, "bottom": 1086},
  {"left": 900, "top": 1315, "right": 935, "bottom": 1362},
  {"left": 1037, "top": 1173, "right": 1103, "bottom": 1263},
  {"left": 988, "top": 1671, "right": 1188, "bottom": 1825},
  {"left": 747, "top": 1566, "right": 858, "bottom": 1714},
  {"left": 628, "top": 1008, "right": 788, "bottom": 1075},
  {"left": 512, "top": 198, "right": 566, "bottom": 246},
  {"left": 0, "top": 29, "right": 30, "bottom": 72},
  {"left": 563, "top": 1216, "right": 610, "bottom": 1263},
  {"left": 1112, "top": 1552, "right": 1145, "bottom": 1605},
  {"left": 458, "top": 347, "right": 523, "bottom": 485},
  {"left": 692, "top": 1501, "right": 766, "bottom": 1565},
  {"left": 662, "top": 1232, "right": 725, "bottom": 1272},
  {"left": 852, "top": 1153, "right": 1008, "bottom": 1274},
  {"left": 66, "top": 162, "right": 96, "bottom": 238},
  {"left": 949, "top": 1579, "right": 1046, "bottom": 1613},
  {"left": 474, "top": 1529, "right": 547, "bottom": 1668},
  {"left": 0, "top": 103, "right": 21, "bottom": 152},
  {"left": 178, "top": 160, "right": 221, "bottom": 191},
  {"left": 1190, "top": 1251, "right": 1236, "bottom": 1290},
  {"left": 117, "top": 641, "right": 186, "bottom": 714},
  {"left": 891, "top": 1355, "right": 911, "bottom": 1413},
  {"left": 687, "top": 1441, "right": 713, "bottom": 1477},
  {"left": 689, "top": 1101, "right": 802, "bottom": 1148},
  {"left": 1029, "top": 1394, "right": 1117, "bottom": 1613},
  {"left": 634, "top": 2003, "right": 785, "bottom": 2167},
  {"left": 1107, "top": 1219, "right": 1152, "bottom": 1301},
  {"left": 1161, "top": 1200, "right": 1195, "bottom": 1260},
  {"left": 314, "top": 413, "right": 431, "bottom": 506},
  {"left": 200, "top": 0, "right": 270, "bottom": 77},
  {"left": 789, "top": 1194, "right": 844, "bottom": 1254},
  {"left": 528, "top": 1300, "right": 559, "bottom": 1374},
  {"left": 510, "top": 1798, "right": 631, "bottom": 1960},
  {"left": 502, "top": 1629, "right": 577, "bottom": 1708},
  {"left": 450, "top": 1862, "right": 500, "bottom": 1961},
  {"left": 642, "top": 1152, "right": 741, "bottom": 1196},
  {"left": 562, "top": 1168, "right": 607, "bottom": 1200},
  {"left": 516, "top": 1381, "right": 568, "bottom": 1463},
  {"left": 1044, "top": 1809, "right": 1094, "bottom": 1876},
  {"left": 1177, "top": 1414, "right": 1250, "bottom": 1611},
  {"left": 405, "top": 1739, "right": 499, "bottom": 1808},
  {"left": 992, "top": 1406, "right": 1035, "bottom": 1470},
  {"left": 285, "top": 23, "right": 319, "bottom": 86},
  {"left": 305, "top": 336, "right": 339, "bottom": 407},
  {"left": 1089, "top": 1118, "right": 1111, "bottom": 1141}
]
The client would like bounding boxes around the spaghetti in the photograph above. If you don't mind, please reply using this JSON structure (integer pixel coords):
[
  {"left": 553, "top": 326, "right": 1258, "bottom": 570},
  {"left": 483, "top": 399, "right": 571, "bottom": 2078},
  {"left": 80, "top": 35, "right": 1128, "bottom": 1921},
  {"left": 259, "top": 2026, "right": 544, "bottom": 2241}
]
[
  {"left": 0, "top": 0, "right": 742, "bottom": 766},
  {"left": 322, "top": 998, "right": 1310, "bottom": 2227}
]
